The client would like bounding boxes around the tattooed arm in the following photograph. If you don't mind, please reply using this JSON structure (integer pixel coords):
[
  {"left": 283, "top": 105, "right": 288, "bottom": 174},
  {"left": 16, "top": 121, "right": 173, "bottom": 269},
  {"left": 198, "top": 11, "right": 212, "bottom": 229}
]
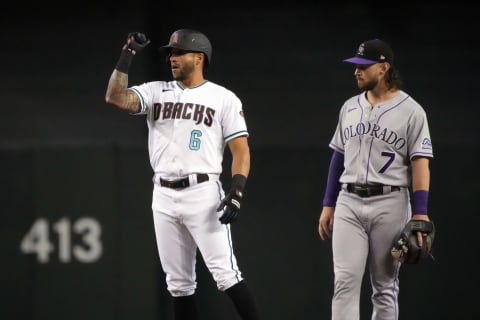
[
  {"left": 105, "top": 32, "right": 150, "bottom": 114},
  {"left": 105, "top": 70, "right": 141, "bottom": 114}
]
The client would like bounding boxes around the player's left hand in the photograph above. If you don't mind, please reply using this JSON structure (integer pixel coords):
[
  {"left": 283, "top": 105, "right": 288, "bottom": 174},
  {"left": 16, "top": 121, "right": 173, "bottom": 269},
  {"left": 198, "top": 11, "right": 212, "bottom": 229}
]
[
  {"left": 391, "top": 218, "right": 435, "bottom": 264},
  {"left": 217, "top": 189, "right": 243, "bottom": 224}
]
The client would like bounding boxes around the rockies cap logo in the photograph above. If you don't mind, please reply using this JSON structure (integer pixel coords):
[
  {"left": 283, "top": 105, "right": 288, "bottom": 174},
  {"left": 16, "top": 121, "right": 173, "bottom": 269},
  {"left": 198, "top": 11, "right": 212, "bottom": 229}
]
[{"left": 357, "top": 43, "right": 366, "bottom": 56}]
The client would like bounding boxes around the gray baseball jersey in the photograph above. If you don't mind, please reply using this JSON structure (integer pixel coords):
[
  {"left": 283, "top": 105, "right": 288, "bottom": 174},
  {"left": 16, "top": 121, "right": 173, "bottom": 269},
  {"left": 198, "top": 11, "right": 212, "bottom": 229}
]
[
  {"left": 329, "top": 90, "right": 433, "bottom": 186},
  {"left": 329, "top": 90, "right": 434, "bottom": 319}
]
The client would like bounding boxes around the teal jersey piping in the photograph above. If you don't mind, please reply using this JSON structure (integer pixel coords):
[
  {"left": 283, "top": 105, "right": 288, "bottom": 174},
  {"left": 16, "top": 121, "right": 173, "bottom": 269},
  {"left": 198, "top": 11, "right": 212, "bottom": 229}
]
[
  {"left": 225, "top": 130, "right": 248, "bottom": 141},
  {"left": 176, "top": 80, "right": 209, "bottom": 90}
]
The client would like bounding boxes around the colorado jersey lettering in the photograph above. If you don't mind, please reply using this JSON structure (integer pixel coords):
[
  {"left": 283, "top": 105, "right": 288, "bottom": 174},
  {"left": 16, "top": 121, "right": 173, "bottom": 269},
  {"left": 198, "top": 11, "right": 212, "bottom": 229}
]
[{"left": 329, "top": 90, "right": 433, "bottom": 186}]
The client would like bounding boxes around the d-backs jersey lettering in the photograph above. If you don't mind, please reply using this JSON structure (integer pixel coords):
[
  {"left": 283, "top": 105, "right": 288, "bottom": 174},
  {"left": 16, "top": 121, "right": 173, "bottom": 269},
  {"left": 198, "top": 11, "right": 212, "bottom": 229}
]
[{"left": 129, "top": 80, "right": 248, "bottom": 177}]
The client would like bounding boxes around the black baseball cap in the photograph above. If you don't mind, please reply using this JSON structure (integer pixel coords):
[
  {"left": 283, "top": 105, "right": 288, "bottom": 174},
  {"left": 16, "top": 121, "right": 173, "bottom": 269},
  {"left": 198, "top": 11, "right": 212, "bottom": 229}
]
[{"left": 343, "top": 39, "right": 394, "bottom": 65}]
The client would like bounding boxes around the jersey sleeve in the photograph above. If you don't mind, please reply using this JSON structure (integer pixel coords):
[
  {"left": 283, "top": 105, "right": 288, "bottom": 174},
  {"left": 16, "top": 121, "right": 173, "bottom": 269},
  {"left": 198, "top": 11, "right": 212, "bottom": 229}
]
[
  {"left": 407, "top": 106, "right": 434, "bottom": 159},
  {"left": 128, "top": 82, "right": 154, "bottom": 115},
  {"left": 329, "top": 104, "right": 347, "bottom": 153},
  {"left": 220, "top": 91, "right": 249, "bottom": 142}
]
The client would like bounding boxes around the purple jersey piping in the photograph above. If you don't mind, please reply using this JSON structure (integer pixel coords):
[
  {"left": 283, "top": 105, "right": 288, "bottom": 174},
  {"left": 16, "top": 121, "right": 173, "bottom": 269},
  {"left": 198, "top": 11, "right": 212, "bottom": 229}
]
[
  {"left": 356, "top": 95, "right": 365, "bottom": 157},
  {"left": 364, "top": 94, "right": 410, "bottom": 184}
]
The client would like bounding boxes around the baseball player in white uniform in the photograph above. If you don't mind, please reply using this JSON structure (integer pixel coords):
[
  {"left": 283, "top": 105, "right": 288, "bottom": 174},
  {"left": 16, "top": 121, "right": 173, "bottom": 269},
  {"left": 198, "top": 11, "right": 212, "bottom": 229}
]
[
  {"left": 318, "top": 39, "right": 434, "bottom": 320},
  {"left": 105, "top": 29, "right": 260, "bottom": 320}
]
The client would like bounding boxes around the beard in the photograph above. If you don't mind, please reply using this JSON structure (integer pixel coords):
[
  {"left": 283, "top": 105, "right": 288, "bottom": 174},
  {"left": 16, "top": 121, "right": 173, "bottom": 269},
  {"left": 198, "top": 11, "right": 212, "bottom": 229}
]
[
  {"left": 172, "top": 61, "right": 195, "bottom": 81},
  {"left": 357, "top": 78, "right": 377, "bottom": 91}
]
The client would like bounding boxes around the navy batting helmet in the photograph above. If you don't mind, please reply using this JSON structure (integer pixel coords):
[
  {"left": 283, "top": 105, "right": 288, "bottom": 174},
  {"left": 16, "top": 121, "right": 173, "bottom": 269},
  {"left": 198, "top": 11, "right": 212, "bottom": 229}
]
[{"left": 160, "top": 29, "right": 212, "bottom": 65}]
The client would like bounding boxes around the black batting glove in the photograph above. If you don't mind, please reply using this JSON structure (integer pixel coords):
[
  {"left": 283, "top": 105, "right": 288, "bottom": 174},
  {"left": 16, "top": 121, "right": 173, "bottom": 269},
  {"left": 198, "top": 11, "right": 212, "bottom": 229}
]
[
  {"left": 217, "top": 174, "right": 247, "bottom": 224},
  {"left": 115, "top": 32, "right": 151, "bottom": 73},
  {"left": 217, "top": 189, "right": 243, "bottom": 224},
  {"left": 123, "top": 32, "right": 151, "bottom": 55}
]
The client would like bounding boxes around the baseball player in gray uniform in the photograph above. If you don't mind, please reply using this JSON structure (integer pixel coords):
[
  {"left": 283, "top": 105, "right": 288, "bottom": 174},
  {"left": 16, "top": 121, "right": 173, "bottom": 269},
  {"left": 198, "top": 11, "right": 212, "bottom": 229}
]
[
  {"left": 318, "top": 39, "right": 434, "bottom": 320},
  {"left": 105, "top": 29, "right": 260, "bottom": 320}
]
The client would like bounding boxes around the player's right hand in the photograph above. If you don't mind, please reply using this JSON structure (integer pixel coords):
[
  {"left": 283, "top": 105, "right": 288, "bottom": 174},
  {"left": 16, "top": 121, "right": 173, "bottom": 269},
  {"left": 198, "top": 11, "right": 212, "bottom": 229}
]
[
  {"left": 217, "top": 189, "right": 243, "bottom": 224},
  {"left": 318, "top": 207, "right": 335, "bottom": 240},
  {"left": 122, "top": 32, "right": 151, "bottom": 55}
]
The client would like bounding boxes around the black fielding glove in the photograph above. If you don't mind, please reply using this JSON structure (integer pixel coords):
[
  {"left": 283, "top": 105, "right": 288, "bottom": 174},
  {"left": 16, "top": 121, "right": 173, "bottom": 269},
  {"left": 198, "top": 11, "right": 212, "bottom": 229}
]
[
  {"left": 217, "top": 174, "right": 247, "bottom": 224},
  {"left": 391, "top": 220, "right": 435, "bottom": 264},
  {"left": 115, "top": 32, "right": 151, "bottom": 73}
]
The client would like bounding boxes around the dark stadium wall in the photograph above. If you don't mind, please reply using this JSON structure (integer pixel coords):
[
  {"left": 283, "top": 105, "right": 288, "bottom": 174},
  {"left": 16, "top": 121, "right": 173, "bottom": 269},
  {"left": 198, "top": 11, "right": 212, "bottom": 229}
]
[{"left": 1, "top": 2, "right": 478, "bottom": 320}]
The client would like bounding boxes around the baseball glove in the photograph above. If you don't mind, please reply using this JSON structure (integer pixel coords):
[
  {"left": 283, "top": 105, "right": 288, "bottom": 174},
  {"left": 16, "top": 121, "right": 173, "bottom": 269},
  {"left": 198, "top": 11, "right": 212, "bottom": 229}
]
[{"left": 391, "top": 219, "right": 435, "bottom": 264}]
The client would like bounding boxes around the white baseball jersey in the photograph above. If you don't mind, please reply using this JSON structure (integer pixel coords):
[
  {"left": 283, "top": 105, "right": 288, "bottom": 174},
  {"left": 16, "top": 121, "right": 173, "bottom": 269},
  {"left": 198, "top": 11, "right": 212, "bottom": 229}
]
[
  {"left": 329, "top": 90, "right": 433, "bottom": 187},
  {"left": 129, "top": 80, "right": 248, "bottom": 178}
]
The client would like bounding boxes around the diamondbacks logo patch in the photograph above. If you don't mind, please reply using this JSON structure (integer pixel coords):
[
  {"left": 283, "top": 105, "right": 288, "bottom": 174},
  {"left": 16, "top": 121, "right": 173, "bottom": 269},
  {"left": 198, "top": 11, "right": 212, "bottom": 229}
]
[{"left": 172, "top": 32, "right": 178, "bottom": 43}]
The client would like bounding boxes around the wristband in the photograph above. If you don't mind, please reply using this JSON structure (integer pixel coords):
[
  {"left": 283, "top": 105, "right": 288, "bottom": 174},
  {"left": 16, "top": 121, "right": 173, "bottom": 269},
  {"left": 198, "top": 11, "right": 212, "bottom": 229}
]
[
  {"left": 231, "top": 174, "right": 247, "bottom": 192},
  {"left": 115, "top": 50, "right": 134, "bottom": 73},
  {"left": 412, "top": 190, "right": 429, "bottom": 215}
]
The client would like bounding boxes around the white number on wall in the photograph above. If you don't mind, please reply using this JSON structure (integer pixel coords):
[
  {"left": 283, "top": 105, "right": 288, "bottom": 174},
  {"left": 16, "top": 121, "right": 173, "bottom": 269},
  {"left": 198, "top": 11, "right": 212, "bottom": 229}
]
[{"left": 20, "top": 217, "right": 103, "bottom": 264}]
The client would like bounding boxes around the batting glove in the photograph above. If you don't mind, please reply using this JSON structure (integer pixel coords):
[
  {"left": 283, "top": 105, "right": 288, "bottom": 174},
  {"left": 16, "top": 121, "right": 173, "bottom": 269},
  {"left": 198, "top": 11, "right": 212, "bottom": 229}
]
[
  {"left": 217, "top": 189, "right": 243, "bottom": 224},
  {"left": 115, "top": 32, "right": 150, "bottom": 73},
  {"left": 217, "top": 174, "right": 247, "bottom": 224},
  {"left": 123, "top": 32, "right": 151, "bottom": 55}
]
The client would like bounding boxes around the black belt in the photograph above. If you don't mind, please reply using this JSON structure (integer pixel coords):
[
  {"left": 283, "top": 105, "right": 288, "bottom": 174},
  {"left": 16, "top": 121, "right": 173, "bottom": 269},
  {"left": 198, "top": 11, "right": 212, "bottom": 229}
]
[
  {"left": 159, "top": 173, "right": 209, "bottom": 189},
  {"left": 346, "top": 184, "right": 400, "bottom": 198}
]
